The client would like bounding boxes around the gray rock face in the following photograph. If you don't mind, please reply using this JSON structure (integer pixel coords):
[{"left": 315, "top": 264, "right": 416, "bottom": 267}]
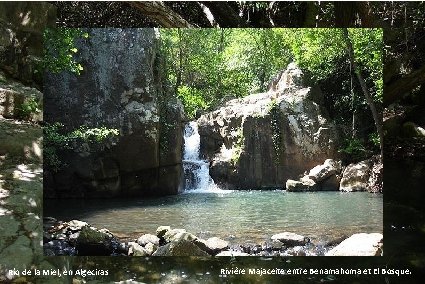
[
  {"left": 340, "top": 160, "right": 372, "bottom": 192},
  {"left": 198, "top": 63, "right": 339, "bottom": 189},
  {"left": 44, "top": 29, "right": 184, "bottom": 198},
  {"left": 325, "top": 233, "right": 383, "bottom": 256},
  {"left": 368, "top": 155, "right": 383, "bottom": 193},
  {"left": 0, "top": 2, "right": 56, "bottom": 85}
]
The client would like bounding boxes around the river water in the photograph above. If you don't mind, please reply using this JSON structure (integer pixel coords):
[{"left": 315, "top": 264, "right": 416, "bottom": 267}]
[{"left": 44, "top": 190, "right": 382, "bottom": 245}]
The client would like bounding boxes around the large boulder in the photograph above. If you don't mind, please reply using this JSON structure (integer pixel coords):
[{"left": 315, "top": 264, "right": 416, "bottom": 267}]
[
  {"left": 137, "top": 233, "right": 160, "bottom": 246},
  {"left": 44, "top": 29, "right": 184, "bottom": 198},
  {"left": 75, "top": 226, "right": 118, "bottom": 256},
  {"left": 198, "top": 63, "right": 339, "bottom": 189},
  {"left": 286, "top": 159, "right": 342, "bottom": 191},
  {"left": 163, "top": 229, "right": 197, "bottom": 243},
  {"left": 325, "top": 233, "right": 383, "bottom": 256},
  {"left": 340, "top": 160, "right": 372, "bottom": 192},
  {"left": 194, "top": 237, "right": 229, "bottom": 255},
  {"left": 285, "top": 178, "right": 317, "bottom": 192},
  {"left": 307, "top": 159, "right": 341, "bottom": 182},
  {"left": 152, "top": 239, "right": 210, "bottom": 256},
  {"left": 128, "top": 242, "right": 149, "bottom": 256}
]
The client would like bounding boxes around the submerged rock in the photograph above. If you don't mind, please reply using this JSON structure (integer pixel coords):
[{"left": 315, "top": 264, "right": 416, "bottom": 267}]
[
  {"left": 216, "top": 250, "right": 250, "bottom": 256},
  {"left": 271, "top": 232, "right": 309, "bottom": 246},
  {"left": 325, "top": 233, "right": 383, "bottom": 256}
]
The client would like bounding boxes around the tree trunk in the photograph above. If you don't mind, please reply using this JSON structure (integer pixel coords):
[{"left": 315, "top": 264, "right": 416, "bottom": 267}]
[
  {"left": 342, "top": 28, "right": 383, "bottom": 156},
  {"left": 349, "top": 61, "right": 358, "bottom": 139},
  {"left": 128, "top": 1, "right": 193, "bottom": 28},
  {"left": 304, "top": 1, "right": 318, "bottom": 27},
  {"left": 175, "top": 29, "right": 183, "bottom": 94},
  {"left": 335, "top": 2, "right": 357, "bottom": 27}
]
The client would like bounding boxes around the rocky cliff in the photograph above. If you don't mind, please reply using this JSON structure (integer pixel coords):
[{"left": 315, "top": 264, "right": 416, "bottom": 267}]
[
  {"left": 198, "top": 63, "right": 340, "bottom": 189},
  {"left": 0, "top": 2, "right": 54, "bottom": 122},
  {"left": 44, "top": 29, "right": 184, "bottom": 198}
]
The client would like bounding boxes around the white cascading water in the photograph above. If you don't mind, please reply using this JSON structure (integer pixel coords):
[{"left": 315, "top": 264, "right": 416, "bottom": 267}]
[{"left": 183, "top": 121, "right": 219, "bottom": 192}]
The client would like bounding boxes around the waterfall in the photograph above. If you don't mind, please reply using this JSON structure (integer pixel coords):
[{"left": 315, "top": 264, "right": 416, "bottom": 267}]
[{"left": 183, "top": 121, "right": 218, "bottom": 192}]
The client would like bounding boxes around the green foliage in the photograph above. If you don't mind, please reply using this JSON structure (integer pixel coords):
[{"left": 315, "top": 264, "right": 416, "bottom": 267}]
[
  {"left": 176, "top": 85, "right": 208, "bottom": 119},
  {"left": 161, "top": 28, "right": 382, "bottom": 156},
  {"left": 160, "top": 28, "right": 290, "bottom": 115},
  {"left": 369, "top": 132, "right": 380, "bottom": 147},
  {"left": 16, "top": 96, "right": 41, "bottom": 120},
  {"left": 338, "top": 138, "right": 368, "bottom": 161},
  {"left": 283, "top": 29, "right": 346, "bottom": 81},
  {"left": 68, "top": 126, "right": 119, "bottom": 142},
  {"left": 44, "top": 123, "right": 119, "bottom": 172},
  {"left": 43, "top": 28, "right": 89, "bottom": 75},
  {"left": 348, "top": 28, "right": 383, "bottom": 102},
  {"left": 268, "top": 99, "right": 284, "bottom": 162}
]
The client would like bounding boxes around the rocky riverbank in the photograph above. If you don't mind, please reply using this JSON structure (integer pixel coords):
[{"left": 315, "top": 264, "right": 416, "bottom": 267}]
[
  {"left": 43, "top": 218, "right": 383, "bottom": 257},
  {"left": 286, "top": 156, "right": 383, "bottom": 193}
]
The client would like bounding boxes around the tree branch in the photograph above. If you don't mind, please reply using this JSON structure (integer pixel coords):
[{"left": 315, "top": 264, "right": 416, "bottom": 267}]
[
  {"left": 201, "top": 1, "right": 248, "bottom": 27},
  {"left": 128, "top": 1, "right": 193, "bottom": 28},
  {"left": 342, "top": 28, "right": 384, "bottom": 156}
]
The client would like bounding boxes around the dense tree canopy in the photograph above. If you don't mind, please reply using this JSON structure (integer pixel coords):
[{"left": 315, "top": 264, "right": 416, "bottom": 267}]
[
  {"left": 52, "top": 1, "right": 425, "bottom": 110},
  {"left": 161, "top": 28, "right": 382, "bottom": 156}
]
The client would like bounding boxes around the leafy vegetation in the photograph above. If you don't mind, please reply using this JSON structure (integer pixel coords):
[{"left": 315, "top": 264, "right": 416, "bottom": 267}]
[
  {"left": 44, "top": 123, "right": 119, "bottom": 171},
  {"left": 161, "top": 28, "right": 382, "bottom": 153},
  {"left": 16, "top": 96, "right": 41, "bottom": 121},
  {"left": 160, "top": 28, "right": 290, "bottom": 119},
  {"left": 338, "top": 138, "right": 368, "bottom": 162},
  {"left": 43, "top": 28, "right": 89, "bottom": 75}
]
